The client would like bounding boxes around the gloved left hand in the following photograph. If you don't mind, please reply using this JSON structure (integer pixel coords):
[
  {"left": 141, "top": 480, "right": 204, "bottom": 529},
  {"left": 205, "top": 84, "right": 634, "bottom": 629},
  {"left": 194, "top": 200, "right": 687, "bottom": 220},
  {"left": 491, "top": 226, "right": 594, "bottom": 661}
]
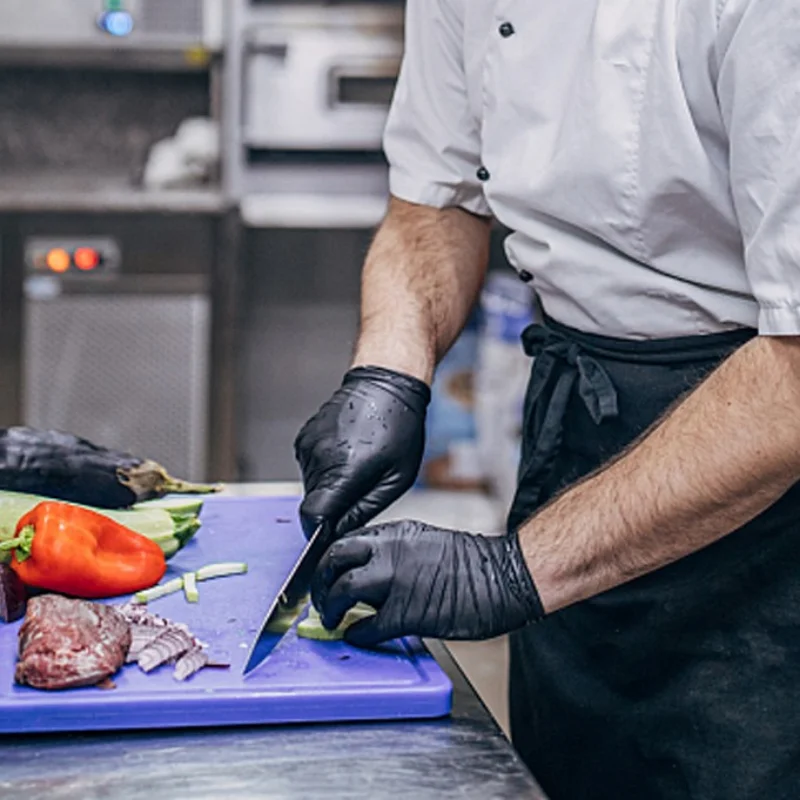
[{"left": 311, "top": 520, "right": 545, "bottom": 646}]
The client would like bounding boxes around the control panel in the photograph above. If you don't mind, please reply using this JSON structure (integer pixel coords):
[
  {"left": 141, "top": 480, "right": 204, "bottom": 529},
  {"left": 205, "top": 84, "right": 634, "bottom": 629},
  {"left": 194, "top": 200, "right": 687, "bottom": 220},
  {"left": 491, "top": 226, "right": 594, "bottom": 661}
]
[
  {"left": 25, "top": 237, "right": 121, "bottom": 278},
  {"left": 0, "top": 0, "right": 223, "bottom": 54}
]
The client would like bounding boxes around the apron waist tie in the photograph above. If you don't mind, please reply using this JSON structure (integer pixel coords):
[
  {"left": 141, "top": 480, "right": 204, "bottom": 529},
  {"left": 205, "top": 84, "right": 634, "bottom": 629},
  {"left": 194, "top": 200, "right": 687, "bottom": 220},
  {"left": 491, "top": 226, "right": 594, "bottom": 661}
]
[
  {"left": 514, "top": 315, "right": 755, "bottom": 521},
  {"left": 518, "top": 324, "right": 619, "bottom": 510}
]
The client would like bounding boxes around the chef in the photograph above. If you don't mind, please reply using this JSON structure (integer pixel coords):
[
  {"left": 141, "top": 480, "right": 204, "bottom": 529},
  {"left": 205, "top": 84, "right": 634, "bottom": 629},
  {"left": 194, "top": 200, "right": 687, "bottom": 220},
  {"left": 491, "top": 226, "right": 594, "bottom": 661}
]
[{"left": 294, "top": 2, "right": 800, "bottom": 798}]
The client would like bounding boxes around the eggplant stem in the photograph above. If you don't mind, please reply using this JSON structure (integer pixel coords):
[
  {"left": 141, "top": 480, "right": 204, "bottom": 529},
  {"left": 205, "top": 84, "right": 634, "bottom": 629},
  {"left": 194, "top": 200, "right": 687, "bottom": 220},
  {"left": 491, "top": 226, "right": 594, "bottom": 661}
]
[{"left": 117, "top": 461, "right": 221, "bottom": 503}]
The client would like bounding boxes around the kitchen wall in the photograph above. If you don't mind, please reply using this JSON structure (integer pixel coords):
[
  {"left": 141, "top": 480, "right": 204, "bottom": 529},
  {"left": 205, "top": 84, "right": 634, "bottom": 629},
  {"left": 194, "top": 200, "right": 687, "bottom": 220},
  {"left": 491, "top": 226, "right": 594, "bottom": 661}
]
[
  {"left": 237, "top": 227, "right": 368, "bottom": 480},
  {"left": 0, "top": 67, "right": 209, "bottom": 179}
]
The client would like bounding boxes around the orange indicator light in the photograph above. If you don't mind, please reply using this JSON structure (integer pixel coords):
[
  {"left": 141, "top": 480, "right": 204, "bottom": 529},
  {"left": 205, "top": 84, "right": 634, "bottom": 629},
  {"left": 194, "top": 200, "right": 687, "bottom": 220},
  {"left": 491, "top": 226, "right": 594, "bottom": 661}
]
[
  {"left": 46, "top": 248, "right": 71, "bottom": 274},
  {"left": 74, "top": 247, "right": 101, "bottom": 271}
]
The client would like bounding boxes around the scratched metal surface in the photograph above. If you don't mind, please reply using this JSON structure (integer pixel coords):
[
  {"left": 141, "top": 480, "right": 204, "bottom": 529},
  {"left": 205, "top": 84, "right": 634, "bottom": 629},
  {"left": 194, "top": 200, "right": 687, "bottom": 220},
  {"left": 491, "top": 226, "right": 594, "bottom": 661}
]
[{"left": 0, "top": 642, "right": 547, "bottom": 799}]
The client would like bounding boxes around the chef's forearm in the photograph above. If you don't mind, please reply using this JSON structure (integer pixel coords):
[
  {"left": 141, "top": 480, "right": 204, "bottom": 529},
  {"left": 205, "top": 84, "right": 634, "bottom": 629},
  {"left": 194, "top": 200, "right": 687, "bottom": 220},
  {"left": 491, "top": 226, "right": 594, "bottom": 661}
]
[
  {"left": 521, "top": 335, "right": 800, "bottom": 613},
  {"left": 351, "top": 197, "right": 491, "bottom": 384}
]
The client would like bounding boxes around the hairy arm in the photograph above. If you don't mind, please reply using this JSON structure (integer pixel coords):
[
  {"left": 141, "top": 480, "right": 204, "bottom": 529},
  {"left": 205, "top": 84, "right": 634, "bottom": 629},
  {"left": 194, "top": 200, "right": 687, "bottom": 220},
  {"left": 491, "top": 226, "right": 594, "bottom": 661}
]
[
  {"left": 523, "top": 2, "right": 800, "bottom": 613},
  {"left": 352, "top": 197, "right": 492, "bottom": 384},
  {"left": 524, "top": 336, "right": 800, "bottom": 612}
]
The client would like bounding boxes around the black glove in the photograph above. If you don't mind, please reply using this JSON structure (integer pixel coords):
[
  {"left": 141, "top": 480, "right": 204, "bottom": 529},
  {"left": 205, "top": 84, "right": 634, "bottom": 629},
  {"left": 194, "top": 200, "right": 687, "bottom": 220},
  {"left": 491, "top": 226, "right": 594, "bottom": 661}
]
[
  {"left": 294, "top": 366, "right": 430, "bottom": 539},
  {"left": 311, "top": 520, "right": 544, "bottom": 646}
]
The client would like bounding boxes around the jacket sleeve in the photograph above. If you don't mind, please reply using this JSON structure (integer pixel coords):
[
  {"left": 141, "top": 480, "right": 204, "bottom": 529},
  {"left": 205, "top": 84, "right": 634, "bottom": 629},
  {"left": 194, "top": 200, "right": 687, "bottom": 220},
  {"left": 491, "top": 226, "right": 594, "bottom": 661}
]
[
  {"left": 717, "top": 0, "right": 800, "bottom": 334},
  {"left": 383, "top": 0, "right": 491, "bottom": 216}
]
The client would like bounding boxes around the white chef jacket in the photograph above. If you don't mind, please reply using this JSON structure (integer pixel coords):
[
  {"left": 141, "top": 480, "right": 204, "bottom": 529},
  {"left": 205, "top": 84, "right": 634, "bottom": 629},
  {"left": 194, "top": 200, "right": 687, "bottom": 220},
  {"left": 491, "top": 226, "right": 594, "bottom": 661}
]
[{"left": 383, "top": 0, "right": 800, "bottom": 339}]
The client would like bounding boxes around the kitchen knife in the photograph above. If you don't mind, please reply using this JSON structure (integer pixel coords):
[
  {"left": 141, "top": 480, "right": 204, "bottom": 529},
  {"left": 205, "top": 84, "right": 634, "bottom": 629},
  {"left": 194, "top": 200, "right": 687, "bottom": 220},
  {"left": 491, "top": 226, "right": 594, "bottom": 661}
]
[{"left": 242, "top": 521, "right": 329, "bottom": 677}]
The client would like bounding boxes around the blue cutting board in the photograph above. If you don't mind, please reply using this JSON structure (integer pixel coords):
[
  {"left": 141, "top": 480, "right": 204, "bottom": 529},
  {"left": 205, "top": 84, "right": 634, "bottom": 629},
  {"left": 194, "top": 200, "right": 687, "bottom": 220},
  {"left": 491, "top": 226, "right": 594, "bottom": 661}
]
[{"left": 0, "top": 496, "right": 452, "bottom": 733}]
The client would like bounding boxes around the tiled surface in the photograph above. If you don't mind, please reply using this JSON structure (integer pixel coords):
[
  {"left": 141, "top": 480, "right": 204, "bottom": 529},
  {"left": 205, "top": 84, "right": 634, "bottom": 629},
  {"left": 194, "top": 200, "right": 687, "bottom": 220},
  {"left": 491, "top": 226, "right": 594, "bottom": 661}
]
[{"left": 223, "top": 484, "right": 512, "bottom": 736}]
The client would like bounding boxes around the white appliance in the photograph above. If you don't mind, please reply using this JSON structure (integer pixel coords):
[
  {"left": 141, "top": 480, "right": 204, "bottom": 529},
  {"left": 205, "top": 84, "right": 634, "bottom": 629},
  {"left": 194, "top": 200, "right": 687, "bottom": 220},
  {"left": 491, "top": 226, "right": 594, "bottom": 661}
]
[{"left": 0, "top": 0, "right": 224, "bottom": 61}]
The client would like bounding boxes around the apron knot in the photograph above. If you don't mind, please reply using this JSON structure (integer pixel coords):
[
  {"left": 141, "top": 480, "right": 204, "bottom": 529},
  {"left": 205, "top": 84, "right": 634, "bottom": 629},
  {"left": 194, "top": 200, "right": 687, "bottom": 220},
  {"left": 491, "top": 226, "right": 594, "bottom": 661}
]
[
  {"left": 522, "top": 324, "right": 619, "bottom": 425},
  {"left": 512, "top": 323, "right": 620, "bottom": 517}
]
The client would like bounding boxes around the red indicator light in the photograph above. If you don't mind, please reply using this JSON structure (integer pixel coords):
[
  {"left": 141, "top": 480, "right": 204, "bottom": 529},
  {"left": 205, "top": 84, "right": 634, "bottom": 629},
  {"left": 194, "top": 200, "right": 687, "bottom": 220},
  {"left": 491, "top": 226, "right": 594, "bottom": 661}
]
[
  {"left": 74, "top": 247, "right": 101, "bottom": 271},
  {"left": 46, "top": 248, "right": 71, "bottom": 274}
]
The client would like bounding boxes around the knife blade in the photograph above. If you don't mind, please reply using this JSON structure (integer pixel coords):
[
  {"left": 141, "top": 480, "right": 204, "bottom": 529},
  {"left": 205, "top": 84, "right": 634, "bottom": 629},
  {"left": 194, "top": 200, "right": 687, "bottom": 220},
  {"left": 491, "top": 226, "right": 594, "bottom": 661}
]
[{"left": 242, "top": 521, "right": 329, "bottom": 677}]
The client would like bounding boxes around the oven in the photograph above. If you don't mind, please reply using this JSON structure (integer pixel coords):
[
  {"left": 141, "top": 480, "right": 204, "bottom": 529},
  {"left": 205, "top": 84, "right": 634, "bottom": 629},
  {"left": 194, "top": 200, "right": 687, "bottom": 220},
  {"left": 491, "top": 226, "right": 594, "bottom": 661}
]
[
  {"left": 0, "top": 0, "right": 224, "bottom": 66},
  {"left": 0, "top": 214, "right": 214, "bottom": 482},
  {"left": 241, "top": 7, "right": 402, "bottom": 152}
]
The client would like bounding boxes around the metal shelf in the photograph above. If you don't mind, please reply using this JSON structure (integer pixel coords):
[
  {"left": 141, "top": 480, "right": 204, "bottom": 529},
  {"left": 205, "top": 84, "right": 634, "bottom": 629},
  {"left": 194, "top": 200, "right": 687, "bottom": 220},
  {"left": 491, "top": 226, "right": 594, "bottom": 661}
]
[{"left": 0, "top": 173, "right": 228, "bottom": 215}]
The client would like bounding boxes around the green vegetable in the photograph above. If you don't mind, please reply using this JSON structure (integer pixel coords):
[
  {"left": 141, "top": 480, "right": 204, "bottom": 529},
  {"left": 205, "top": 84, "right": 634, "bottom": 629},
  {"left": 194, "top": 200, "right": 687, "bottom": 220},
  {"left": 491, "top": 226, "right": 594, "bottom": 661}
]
[
  {"left": 133, "top": 561, "right": 248, "bottom": 605},
  {"left": 297, "top": 604, "right": 376, "bottom": 641},
  {"left": 265, "top": 596, "right": 308, "bottom": 635},
  {"left": 195, "top": 562, "right": 248, "bottom": 581},
  {"left": 183, "top": 572, "right": 199, "bottom": 603},
  {"left": 133, "top": 576, "right": 184, "bottom": 604},
  {"left": 137, "top": 497, "right": 204, "bottom": 515},
  {"left": 0, "top": 491, "right": 202, "bottom": 564}
]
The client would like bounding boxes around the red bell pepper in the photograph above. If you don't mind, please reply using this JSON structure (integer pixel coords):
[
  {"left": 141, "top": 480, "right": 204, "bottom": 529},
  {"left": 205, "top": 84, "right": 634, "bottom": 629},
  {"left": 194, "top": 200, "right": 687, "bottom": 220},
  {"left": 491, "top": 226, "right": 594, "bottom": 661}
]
[{"left": 0, "top": 501, "right": 166, "bottom": 599}]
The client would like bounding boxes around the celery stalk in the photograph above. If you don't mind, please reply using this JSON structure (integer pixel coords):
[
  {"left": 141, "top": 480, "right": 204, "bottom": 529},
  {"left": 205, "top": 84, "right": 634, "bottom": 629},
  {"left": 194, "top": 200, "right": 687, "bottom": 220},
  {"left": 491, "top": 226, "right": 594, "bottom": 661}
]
[
  {"left": 195, "top": 562, "right": 248, "bottom": 581},
  {"left": 183, "top": 572, "right": 199, "bottom": 603},
  {"left": 133, "top": 577, "right": 184, "bottom": 604}
]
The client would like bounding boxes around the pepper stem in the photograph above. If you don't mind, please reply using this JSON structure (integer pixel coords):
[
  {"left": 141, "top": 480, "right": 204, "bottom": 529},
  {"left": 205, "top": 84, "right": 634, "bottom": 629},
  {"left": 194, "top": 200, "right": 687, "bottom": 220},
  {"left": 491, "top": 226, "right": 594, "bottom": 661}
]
[
  {"left": 0, "top": 525, "right": 35, "bottom": 562},
  {"left": 117, "top": 460, "right": 222, "bottom": 504}
]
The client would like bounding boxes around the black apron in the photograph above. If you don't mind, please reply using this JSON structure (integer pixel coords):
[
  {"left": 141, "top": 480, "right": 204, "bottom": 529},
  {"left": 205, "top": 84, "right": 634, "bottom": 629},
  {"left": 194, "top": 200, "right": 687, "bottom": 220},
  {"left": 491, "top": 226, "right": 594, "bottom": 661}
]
[{"left": 508, "top": 317, "right": 800, "bottom": 800}]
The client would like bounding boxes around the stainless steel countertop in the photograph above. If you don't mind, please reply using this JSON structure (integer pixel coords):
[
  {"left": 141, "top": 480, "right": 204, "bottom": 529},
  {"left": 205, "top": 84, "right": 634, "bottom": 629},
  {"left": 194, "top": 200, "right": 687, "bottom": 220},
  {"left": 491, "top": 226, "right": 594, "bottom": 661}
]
[{"left": 0, "top": 484, "right": 547, "bottom": 799}]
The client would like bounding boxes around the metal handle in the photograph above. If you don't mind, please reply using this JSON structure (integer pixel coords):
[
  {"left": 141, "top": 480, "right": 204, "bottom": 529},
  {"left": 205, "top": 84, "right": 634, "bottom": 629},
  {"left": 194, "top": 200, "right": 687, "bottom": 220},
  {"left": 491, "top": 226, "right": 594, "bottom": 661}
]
[{"left": 328, "top": 59, "right": 401, "bottom": 109}]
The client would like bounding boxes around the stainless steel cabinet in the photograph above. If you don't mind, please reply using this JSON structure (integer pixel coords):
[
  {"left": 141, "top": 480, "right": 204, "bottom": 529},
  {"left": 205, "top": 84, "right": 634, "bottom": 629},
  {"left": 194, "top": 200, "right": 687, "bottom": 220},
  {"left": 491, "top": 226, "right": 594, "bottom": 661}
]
[{"left": 0, "top": 213, "right": 224, "bottom": 482}]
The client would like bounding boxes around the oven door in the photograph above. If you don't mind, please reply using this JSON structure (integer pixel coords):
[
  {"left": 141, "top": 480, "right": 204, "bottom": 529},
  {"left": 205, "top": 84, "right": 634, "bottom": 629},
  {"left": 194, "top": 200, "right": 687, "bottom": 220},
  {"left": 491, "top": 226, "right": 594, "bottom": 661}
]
[
  {"left": 242, "top": 6, "right": 403, "bottom": 151},
  {"left": 0, "top": 214, "right": 213, "bottom": 482}
]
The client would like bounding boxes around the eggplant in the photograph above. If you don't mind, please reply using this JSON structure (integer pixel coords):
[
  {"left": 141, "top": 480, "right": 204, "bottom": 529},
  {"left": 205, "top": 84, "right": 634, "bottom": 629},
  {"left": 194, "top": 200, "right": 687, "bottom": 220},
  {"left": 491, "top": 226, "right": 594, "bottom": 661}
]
[
  {"left": 0, "top": 564, "right": 26, "bottom": 623},
  {"left": 0, "top": 427, "right": 219, "bottom": 509}
]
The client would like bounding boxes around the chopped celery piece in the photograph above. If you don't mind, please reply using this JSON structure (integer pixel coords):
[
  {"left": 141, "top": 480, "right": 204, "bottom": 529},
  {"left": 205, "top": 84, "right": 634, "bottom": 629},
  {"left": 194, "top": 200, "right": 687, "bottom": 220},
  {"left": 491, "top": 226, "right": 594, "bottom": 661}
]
[
  {"left": 183, "top": 572, "right": 199, "bottom": 603},
  {"left": 195, "top": 562, "right": 248, "bottom": 581},
  {"left": 133, "top": 576, "right": 184, "bottom": 604},
  {"left": 297, "top": 604, "right": 376, "bottom": 641}
]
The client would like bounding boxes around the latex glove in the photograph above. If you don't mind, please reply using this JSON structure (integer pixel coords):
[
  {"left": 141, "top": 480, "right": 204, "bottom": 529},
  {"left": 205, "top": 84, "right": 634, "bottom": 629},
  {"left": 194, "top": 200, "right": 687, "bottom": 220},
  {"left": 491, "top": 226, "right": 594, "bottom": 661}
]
[
  {"left": 294, "top": 367, "right": 430, "bottom": 539},
  {"left": 311, "top": 520, "right": 544, "bottom": 646}
]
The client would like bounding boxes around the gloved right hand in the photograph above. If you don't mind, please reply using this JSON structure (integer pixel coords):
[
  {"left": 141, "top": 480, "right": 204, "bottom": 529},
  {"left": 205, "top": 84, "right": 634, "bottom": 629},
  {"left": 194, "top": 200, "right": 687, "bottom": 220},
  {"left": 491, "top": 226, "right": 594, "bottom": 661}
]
[{"left": 294, "top": 366, "right": 431, "bottom": 540}]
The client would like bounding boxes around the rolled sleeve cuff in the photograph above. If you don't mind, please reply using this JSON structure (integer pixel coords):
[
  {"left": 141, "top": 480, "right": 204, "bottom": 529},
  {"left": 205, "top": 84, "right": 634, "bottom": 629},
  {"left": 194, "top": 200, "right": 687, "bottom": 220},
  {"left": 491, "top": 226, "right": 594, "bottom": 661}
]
[
  {"left": 389, "top": 168, "right": 492, "bottom": 218},
  {"left": 758, "top": 304, "right": 800, "bottom": 335}
]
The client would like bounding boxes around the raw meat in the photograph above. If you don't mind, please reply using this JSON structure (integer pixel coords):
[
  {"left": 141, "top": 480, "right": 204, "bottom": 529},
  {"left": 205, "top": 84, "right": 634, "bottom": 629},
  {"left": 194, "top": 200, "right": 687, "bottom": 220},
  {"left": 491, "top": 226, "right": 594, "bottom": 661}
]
[{"left": 15, "top": 595, "right": 131, "bottom": 690}]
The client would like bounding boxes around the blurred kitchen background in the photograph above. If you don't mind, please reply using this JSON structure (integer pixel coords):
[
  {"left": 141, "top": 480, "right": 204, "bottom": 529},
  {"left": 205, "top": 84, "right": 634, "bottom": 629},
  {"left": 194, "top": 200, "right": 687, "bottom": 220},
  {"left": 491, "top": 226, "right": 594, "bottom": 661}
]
[{"left": 0, "top": 0, "right": 540, "bottom": 734}]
